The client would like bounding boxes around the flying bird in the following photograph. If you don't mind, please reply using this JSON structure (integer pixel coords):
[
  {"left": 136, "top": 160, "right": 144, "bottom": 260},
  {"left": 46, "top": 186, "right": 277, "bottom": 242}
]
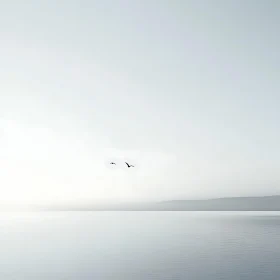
[
  {"left": 125, "top": 162, "right": 134, "bottom": 168},
  {"left": 110, "top": 162, "right": 116, "bottom": 165}
]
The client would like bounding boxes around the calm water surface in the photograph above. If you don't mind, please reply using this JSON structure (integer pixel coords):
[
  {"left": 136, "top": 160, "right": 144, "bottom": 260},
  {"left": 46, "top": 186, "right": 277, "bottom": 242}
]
[{"left": 0, "top": 211, "right": 280, "bottom": 280}]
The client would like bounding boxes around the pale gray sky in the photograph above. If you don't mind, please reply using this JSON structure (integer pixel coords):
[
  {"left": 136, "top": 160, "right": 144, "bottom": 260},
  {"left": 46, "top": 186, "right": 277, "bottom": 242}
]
[{"left": 0, "top": 1, "right": 279, "bottom": 205}]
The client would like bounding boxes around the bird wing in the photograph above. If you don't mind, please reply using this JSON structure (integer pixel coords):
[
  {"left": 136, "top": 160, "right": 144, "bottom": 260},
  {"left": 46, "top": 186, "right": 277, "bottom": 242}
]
[{"left": 125, "top": 162, "right": 129, "bottom": 167}]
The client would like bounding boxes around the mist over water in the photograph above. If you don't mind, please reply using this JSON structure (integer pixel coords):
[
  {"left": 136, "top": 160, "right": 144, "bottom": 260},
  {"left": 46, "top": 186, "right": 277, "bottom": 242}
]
[{"left": 1, "top": 211, "right": 280, "bottom": 280}]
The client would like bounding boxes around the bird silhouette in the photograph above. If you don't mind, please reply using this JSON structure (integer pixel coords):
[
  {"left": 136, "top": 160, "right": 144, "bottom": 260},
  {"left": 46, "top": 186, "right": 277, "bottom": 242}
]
[
  {"left": 125, "top": 162, "right": 134, "bottom": 168},
  {"left": 110, "top": 162, "right": 116, "bottom": 165}
]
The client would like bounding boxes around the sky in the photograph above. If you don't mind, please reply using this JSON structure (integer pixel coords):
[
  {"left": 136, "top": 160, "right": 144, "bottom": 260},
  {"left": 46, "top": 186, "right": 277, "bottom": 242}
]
[{"left": 0, "top": 1, "right": 279, "bottom": 205}]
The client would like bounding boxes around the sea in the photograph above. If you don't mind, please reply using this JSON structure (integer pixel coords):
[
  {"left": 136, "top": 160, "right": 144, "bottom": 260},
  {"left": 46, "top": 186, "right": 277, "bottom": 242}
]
[{"left": 0, "top": 211, "right": 280, "bottom": 280}]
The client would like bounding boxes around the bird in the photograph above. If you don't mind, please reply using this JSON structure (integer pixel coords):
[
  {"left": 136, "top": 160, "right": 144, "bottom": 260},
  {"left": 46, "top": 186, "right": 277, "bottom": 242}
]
[
  {"left": 125, "top": 162, "right": 134, "bottom": 168},
  {"left": 110, "top": 162, "right": 116, "bottom": 165}
]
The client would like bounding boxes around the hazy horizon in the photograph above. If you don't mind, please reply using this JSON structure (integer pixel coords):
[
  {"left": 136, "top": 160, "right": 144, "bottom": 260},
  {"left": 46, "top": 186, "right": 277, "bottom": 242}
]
[{"left": 0, "top": 1, "right": 279, "bottom": 206}]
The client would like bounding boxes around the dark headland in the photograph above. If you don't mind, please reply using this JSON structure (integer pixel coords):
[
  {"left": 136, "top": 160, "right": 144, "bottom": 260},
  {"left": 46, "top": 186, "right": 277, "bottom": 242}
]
[{"left": 35, "top": 195, "right": 280, "bottom": 211}]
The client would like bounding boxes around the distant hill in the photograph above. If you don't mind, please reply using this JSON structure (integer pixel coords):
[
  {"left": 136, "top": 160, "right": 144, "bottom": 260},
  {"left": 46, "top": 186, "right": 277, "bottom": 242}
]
[
  {"left": 157, "top": 195, "right": 280, "bottom": 211},
  {"left": 35, "top": 195, "right": 280, "bottom": 211}
]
